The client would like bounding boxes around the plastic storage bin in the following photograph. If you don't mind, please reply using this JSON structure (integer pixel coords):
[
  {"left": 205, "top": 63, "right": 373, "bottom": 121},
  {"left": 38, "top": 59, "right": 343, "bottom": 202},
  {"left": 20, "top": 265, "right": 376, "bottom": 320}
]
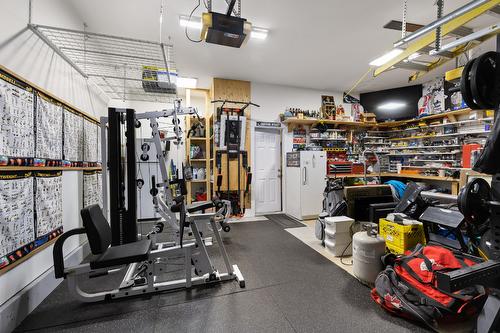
[{"left": 379, "top": 218, "right": 426, "bottom": 254}]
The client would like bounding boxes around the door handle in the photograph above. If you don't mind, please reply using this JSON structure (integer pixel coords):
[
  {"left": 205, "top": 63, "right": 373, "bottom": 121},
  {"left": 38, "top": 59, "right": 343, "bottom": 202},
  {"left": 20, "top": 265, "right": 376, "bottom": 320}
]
[
  {"left": 303, "top": 167, "right": 307, "bottom": 185},
  {"left": 277, "top": 168, "right": 282, "bottom": 178}
]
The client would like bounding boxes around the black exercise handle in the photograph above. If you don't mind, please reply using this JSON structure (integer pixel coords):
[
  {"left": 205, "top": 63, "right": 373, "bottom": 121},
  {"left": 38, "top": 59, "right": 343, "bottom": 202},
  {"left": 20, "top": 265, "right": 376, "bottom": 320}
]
[
  {"left": 53, "top": 228, "right": 86, "bottom": 279},
  {"left": 150, "top": 176, "right": 158, "bottom": 197}
]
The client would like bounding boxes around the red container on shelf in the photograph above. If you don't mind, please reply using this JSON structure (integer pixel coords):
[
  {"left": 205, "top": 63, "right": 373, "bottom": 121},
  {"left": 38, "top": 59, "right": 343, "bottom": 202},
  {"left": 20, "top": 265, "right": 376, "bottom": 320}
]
[{"left": 462, "top": 144, "right": 482, "bottom": 168}]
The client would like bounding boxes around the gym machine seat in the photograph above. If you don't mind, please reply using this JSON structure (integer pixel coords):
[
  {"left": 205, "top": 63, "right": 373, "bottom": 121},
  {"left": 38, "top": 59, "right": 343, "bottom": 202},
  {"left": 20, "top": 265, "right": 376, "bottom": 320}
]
[
  {"left": 187, "top": 201, "right": 216, "bottom": 213},
  {"left": 54, "top": 204, "right": 152, "bottom": 276}
]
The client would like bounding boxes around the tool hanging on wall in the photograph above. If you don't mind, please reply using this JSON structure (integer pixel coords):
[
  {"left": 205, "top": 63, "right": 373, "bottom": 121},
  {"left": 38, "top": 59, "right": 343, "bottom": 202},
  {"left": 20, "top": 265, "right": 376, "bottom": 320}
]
[{"left": 211, "top": 100, "right": 259, "bottom": 216}]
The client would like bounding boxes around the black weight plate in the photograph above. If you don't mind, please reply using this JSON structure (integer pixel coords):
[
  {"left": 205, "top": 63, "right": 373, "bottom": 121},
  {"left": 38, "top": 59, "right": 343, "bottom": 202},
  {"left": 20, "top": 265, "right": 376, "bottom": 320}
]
[
  {"left": 470, "top": 51, "right": 500, "bottom": 110},
  {"left": 460, "top": 58, "right": 480, "bottom": 110},
  {"left": 458, "top": 178, "right": 491, "bottom": 224}
]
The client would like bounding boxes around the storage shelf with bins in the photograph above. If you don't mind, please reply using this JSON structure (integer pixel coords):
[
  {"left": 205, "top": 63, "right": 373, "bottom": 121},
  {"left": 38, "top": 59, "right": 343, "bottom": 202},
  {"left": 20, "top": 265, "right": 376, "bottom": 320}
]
[
  {"left": 361, "top": 131, "right": 390, "bottom": 153},
  {"left": 185, "top": 115, "right": 211, "bottom": 205},
  {"left": 383, "top": 108, "right": 493, "bottom": 176}
]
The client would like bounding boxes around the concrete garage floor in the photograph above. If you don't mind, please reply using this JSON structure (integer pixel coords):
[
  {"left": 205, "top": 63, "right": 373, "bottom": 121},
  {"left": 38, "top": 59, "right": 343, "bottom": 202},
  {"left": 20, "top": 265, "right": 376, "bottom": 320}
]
[{"left": 15, "top": 218, "right": 429, "bottom": 333}]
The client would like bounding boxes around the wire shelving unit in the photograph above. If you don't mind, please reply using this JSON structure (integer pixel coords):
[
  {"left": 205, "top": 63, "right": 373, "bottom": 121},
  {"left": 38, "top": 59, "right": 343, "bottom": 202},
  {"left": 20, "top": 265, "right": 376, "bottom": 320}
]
[{"left": 29, "top": 24, "right": 177, "bottom": 103}]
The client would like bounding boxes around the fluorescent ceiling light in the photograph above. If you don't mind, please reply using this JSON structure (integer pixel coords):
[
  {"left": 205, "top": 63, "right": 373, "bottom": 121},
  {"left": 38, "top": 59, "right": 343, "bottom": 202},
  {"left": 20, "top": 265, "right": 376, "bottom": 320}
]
[
  {"left": 377, "top": 102, "right": 407, "bottom": 110},
  {"left": 369, "top": 48, "right": 404, "bottom": 66},
  {"left": 179, "top": 15, "right": 268, "bottom": 40},
  {"left": 408, "top": 52, "right": 421, "bottom": 61},
  {"left": 251, "top": 27, "right": 268, "bottom": 40},
  {"left": 179, "top": 15, "right": 202, "bottom": 29},
  {"left": 177, "top": 77, "right": 198, "bottom": 89}
]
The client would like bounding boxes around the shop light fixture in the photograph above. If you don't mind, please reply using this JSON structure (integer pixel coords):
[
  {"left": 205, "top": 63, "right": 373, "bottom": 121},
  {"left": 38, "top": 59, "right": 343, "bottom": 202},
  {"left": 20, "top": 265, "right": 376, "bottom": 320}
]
[
  {"left": 408, "top": 52, "right": 421, "bottom": 61},
  {"left": 179, "top": 15, "right": 268, "bottom": 40},
  {"left": 179, "top": 15, "right": 202, "bottom": 29},
  {"left": 177, "top": 77, "right": 198, "bottom": 89},
  {"left": 250, "top": 27, "right": 268, "bottom": 40},
  {"left": 377, "top": 102, "right": 407, "bottom": 110},
  {"left": 369, "top": 48, "right": 404, "bottom": 66}
]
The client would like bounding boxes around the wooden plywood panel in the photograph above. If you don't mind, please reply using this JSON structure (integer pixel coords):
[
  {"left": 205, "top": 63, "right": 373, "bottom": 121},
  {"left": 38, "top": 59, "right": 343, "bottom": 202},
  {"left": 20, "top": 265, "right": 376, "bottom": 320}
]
[{"left": 211, "top": 78, "right": 252, "bottom": 208}]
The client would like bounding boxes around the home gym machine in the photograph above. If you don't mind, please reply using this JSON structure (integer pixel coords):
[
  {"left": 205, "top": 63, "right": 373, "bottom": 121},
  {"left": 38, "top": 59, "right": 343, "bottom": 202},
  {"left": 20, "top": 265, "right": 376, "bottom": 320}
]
[
  {"left": 53, "top": 100, "right": 244, "bottom": 302},
  {"left": 432, "top": 51, "right": 500, "bottom": 333},
  {"left": 212, "top": 100, "right": 259, "bottom": 217}
]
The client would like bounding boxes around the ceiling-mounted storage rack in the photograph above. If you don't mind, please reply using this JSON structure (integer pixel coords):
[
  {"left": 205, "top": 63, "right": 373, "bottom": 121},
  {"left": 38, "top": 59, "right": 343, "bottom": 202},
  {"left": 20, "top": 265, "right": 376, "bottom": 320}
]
[
  {"left": 28, "top": 24, "right": 177, "bottom": 103},
  {"left": 373, "top": 0, "right": 500, "bottom": 82}
]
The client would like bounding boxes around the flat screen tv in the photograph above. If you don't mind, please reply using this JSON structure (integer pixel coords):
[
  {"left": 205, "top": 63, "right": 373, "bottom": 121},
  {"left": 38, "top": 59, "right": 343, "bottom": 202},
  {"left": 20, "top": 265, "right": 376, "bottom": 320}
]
[{"left": 360, "top": 85, "right": 422, "bottom": 121}]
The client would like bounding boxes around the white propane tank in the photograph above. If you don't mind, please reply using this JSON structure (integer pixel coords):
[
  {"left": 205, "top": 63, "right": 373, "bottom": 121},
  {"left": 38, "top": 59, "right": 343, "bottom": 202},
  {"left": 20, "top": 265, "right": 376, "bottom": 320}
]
[{"left": 352, "top": 224, "right": 386, "bottom": 286}]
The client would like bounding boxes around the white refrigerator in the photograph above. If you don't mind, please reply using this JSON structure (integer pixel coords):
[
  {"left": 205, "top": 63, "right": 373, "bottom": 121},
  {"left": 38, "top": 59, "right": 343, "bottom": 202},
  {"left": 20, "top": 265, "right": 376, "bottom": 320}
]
[{"left": 285, "top": 151, "right": 327, "bottom": 220}]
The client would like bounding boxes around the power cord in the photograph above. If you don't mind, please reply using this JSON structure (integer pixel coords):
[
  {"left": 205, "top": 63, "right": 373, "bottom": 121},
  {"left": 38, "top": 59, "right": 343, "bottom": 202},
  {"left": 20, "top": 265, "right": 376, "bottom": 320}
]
[
  {"left": 185, "top": 0, "right": 203, "bottom": 43},
  {"left": 339, "top": 221, "right": 359, "bottom": 266}
]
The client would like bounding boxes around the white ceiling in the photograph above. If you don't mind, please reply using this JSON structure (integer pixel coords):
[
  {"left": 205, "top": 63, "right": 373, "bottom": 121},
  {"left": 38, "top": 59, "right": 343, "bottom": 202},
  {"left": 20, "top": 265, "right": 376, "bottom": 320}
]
[{"left": 62, "top": 0, "right": 497, "bottom": 93}]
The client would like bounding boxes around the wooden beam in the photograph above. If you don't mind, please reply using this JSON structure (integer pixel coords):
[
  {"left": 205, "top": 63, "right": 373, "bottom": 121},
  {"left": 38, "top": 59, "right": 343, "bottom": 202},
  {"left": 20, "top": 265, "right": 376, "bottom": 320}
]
[{"left": 374, "top": 0, "right": 500, "bottom": 77}]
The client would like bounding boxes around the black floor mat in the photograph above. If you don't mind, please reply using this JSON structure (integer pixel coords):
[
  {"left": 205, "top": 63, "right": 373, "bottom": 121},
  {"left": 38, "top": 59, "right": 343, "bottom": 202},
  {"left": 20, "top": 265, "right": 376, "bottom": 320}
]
[
  {"left": 265, "top": 213, "right": 306, "bottom": 229},
  {"left": 16, "top": 220, "right": 429, "bottom": 333}
]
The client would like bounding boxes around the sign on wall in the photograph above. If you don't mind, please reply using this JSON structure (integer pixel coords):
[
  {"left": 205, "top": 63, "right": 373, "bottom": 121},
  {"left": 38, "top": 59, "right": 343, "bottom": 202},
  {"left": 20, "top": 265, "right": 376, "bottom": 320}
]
[
  {"left": 36, "top": 93, "right": 63, "bottom": 160},
  {"left": 0, "top": 72, "right": 35, "bottom": 159}
]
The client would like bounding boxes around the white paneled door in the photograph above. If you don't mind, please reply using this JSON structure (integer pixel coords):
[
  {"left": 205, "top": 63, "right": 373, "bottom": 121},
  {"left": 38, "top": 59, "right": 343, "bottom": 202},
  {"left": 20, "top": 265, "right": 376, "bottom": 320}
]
[{"left": 255, "top": 127, "right": 282, "bottom": 214}]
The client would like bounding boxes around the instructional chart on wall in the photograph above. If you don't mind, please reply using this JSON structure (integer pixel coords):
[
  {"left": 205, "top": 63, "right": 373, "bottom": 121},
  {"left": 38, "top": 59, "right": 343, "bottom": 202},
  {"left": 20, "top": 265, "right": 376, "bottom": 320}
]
[
  {"left": 0, "top": 73, "right": 35, "bottom": 158},
  {"left": 0, "top": 172, "right": 35, "bottom": 268},
  {"left": 63, "top": 108, "right": 84, "bottom": 162},
  {"left": 36, "top": 94, "right": 63, "bottom": 160},
  {"left": 83, "top": 119, "right": 98, "bottom": 162},
  {"left": 83, "top": 171, "right": 102, "bottom": 208},
  {"left": 35, "top": 171, "right": 63, "bottom": 238}
]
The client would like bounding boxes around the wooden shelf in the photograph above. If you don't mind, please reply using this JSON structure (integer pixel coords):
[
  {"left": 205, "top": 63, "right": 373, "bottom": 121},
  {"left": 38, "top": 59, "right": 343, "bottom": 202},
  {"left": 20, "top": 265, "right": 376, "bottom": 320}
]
[
  {"left": 184, "top": 107, "right": 212, "bottom": 205},
  {"left": 385, "top": 117, "right": 493, "bottom": 133},
  {"left": 388, "top": 145, "right": 461, "bottom": 150},
  {"left": 0, "top": 236, "right": 60, "bottom": 276},
  {"left": 0, "top": 166, "right": 102, "bottom": 171},
  {"left": 327, "top": 173, "right": 365, "bottom": 178},
  {"left": 377, "top": 108, "right": 484, "bottom": 128},
  {"left": 283, "top": 118, "right": 377, "bottom": 131},
  {"left": 327, "top": 172, "right": 460, "bottom": 182},
  {"left": 401, "top": 165, "right": 467, "bottom": 171},
  {"left": 388, "top": 130, "right": 491, "bottom": 141},
  {"left": 380, "top": 172, "right": 460, "bottom": 182},
  {"left": 190, "top": 179, "right": 207, "bottom": 183}
]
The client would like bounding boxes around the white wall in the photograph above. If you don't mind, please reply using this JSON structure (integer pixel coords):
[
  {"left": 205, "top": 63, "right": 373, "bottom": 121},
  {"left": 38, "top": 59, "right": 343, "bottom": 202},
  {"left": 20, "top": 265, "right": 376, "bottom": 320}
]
[
  {"left": 0, "top": 0, "right": 109, "bottom": 117},
  {"left": 0, "top": 0, "right": 108, "bottom": 327},
  {"left": 250, "top": 82, "right": 358, "bottom": 216}
]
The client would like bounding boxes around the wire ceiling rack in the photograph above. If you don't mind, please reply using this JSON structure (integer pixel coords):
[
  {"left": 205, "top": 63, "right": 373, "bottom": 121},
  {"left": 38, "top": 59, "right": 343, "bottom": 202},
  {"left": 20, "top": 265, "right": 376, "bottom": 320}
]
[{"left": 28, "top": 24, "right": 177, "bottom": 103}]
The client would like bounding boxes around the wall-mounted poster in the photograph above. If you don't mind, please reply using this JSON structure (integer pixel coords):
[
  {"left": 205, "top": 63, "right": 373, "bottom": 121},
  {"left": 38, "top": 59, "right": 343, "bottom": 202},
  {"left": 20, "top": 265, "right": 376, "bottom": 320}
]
[
  {"left": 0, "top": 171, "right": 35, "bottom": 269},
  {"left": 83, "top": 170, "right": 102, "bottom": 208},
  {"left": 35, "top": 171, "right": 63, "bottom": 238},
  {"left": 422, "top": 78, "right": 445, "bottom": 114},
  {"left": 36, "top": 93, "right": 63, "bottom": 160},
  {"left": 97, "top": 125, "right": 102, "bottom": 163},
  {"left": 83, "top": 118, "right": 98, "bottom": 162},
  {"left": 0, "top": 71, "right": 35, "bottom": 158},
  {"left": 63, "top": 107, "right": 83, "bottom": 162}
]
